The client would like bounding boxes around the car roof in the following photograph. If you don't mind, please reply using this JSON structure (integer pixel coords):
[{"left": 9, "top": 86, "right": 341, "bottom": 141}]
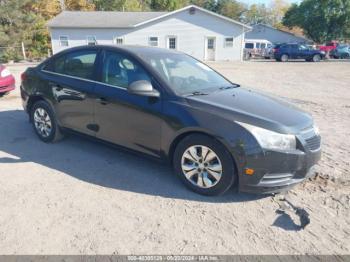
[{"left": 54, "top": 45, "right": 183, "bottom": 57}]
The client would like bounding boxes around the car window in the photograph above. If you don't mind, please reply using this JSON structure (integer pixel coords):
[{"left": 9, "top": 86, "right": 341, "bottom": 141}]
[
  {"left": 64, "top": 51, "right": 97, "bottom": 79},
  {"left": 139, "top": 53, "right": 232, "bottom": 95},
  {"left": 44, "top": 50, "right": 97, "bottom": 80},
  {"left": 245, "top": 43, "right": 254, "bottom": 49},
  {"left": 102, "top": 51, "right": 151, "bottom": 89},
  {"left": 299, "top": 45, "right": 308, "bottom": 50}
]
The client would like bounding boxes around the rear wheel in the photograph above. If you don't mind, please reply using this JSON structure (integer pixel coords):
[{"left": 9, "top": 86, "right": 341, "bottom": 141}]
[
  {"left": 0, "top": 92, "right": 8, "bottom": 97},
  {"left": 312, "top": 54, "right": 321, "bottom": 62},
  {"left": 31, "top": 100, "right": 63, "bottom": 143},
  {"left": 173, "top": 134, "right": 236, "bottom": 196},
  {"left": 281, "top": 54, "right": 289, "bottom": 62}
]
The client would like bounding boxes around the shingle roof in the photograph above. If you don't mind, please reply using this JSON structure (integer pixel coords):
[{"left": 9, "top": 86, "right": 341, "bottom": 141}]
[
  {"left": 47, "top": 11, "right": 168, "bottom": 28},
  {"left": 47, "top": 5, "right": 251, "bottom": 30}
]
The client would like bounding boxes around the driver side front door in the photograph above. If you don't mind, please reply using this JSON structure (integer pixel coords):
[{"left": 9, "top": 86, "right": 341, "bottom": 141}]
[{"left": 93, "top": 50, "right": 163, "bottom": 157}]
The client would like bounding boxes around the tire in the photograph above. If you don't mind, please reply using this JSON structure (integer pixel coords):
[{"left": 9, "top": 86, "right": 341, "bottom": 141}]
[
  {"left": 30, "top": 100, "right": 63, "bottom": 143},
  {"left": 173, "top": 134, "right": 236, "bottom": 196},
  {"left": 281, "top": 54, "right": 289, "bottom": 62},
  {"left": 0, "top": 92, "right": 8, "bottom": 97},
  {"left": 312, "top": 54, "right": 321, "bottom": 62}
]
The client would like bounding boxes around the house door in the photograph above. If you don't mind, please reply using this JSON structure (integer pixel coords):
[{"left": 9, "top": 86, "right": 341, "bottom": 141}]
[{"left": 206, "top": 37, "right": 216, "bottom": 61}]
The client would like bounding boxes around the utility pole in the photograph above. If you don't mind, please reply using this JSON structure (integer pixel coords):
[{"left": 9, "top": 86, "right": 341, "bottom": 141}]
[{"left": 59, "top": 0, "right": 65, "bottom": 11}]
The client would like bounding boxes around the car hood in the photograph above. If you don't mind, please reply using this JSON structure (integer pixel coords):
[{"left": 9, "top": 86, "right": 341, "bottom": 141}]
[{"left": 185, "top": 87, "right": 313, "bottom": 134}]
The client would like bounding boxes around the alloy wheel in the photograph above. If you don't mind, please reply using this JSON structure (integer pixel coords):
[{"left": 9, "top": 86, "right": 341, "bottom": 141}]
[
  {"left": 33, "top": 107, "right": 52, "bottom": 138},
  {"left": 181, "top": 145, "right": 222, "bottom": 188}
]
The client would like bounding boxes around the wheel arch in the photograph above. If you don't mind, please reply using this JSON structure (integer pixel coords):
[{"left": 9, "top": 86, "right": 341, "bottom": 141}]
[
  {"left": 27, "top": 94, "right": 55, "bottom": 121},
  {"left": 168, "top": 129, "right": 239, "bottom": 169}
]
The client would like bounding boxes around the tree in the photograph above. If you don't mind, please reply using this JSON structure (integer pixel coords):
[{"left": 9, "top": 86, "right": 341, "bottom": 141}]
[
  {"left": 26, "top": 0, "right": 61, "bottom": 19},
  {"left": 189, "top": 0, "right": 218, "bottom": 12},
  {"left": 283, "top": 0, "right": 350, "bottom": 43},
  {"left": 65, "top": 0, "right": 95, "bottom": 11},
  {"left": 216, "top": 0, "right": 246, "bottom": 21},
  {"left": 93, "top": 0, "right": 147, "bottom": 11},
  {"left": 269, "top": 0, "right": 289, "bottom": 28},
  {"left": 150, "top": 0, "right": 188, "bottom": 11},
  {"left": 242, "top": 3, "right": 271, "bottom": 25}
]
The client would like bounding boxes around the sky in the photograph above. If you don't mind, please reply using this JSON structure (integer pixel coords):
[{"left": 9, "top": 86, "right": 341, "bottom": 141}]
[{"left": 240, "top": 0, "right": 301, "bottom": 5}]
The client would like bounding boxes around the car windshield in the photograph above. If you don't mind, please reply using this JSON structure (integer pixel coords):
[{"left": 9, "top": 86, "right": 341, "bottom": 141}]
[{"left": 139, "top": 53, "right": 233, "bottom": 95}]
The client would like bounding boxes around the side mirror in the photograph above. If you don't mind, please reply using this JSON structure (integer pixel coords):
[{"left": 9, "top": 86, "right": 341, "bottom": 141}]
[{"left": 127, "top": 80, "right": 160, "bottom": 98}]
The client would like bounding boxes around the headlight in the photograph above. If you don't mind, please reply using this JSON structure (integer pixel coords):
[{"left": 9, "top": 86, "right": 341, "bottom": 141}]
[
  {"left": 0, "top": 68, "right": 11, "bottom": 78},
  {"left": 238, "top": 122, "right": 296, "bottom": 150}
]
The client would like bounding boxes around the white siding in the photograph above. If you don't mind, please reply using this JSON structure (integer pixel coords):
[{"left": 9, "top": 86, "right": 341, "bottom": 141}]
[{"left": 50, "top": 9, "right": 245, "bottom": 61}]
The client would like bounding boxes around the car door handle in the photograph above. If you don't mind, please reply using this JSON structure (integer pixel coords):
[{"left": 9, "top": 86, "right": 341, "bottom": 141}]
[{"left": 97, "top": 97, "right": 108, "bottom": 105}]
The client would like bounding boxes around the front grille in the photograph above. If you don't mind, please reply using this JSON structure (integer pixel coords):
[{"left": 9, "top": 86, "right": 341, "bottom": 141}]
[{"left": 305, "top": 135, "right": 321, "bottom": 151}]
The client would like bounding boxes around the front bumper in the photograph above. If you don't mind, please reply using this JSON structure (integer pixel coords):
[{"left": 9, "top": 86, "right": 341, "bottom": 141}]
[{"left": 239, "top": 128, "right": 321, "bottom": 194}]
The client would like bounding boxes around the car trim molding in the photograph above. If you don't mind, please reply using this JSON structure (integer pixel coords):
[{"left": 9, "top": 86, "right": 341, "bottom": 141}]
[{"left": 41, "top": 69, "right": 127, "bottom": 91}]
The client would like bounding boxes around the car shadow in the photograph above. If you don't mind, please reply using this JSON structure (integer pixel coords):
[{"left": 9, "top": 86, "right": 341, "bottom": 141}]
[{"left": 0, "top": 109, "right": 268, "bottom": 203}]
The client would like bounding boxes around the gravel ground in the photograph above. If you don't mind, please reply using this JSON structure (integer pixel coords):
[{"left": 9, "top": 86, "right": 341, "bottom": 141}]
[{"left": 0, "top": 60, "right": 349, "bottom": 255}]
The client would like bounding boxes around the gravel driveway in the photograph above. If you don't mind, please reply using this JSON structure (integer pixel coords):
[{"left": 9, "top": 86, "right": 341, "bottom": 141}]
[{"left": 0, "top": 60, "right": 349, "bottom": 254}]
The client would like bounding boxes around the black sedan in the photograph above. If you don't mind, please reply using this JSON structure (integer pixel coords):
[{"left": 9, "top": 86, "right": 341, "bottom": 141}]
[{"left": 21, "top": 45, "right": 321, "bottom": 195}]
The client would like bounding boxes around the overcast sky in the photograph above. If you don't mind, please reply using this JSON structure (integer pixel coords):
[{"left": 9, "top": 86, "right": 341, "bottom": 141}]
[{"left": 240, "top": 0, "right": 301, "bottom": 5}]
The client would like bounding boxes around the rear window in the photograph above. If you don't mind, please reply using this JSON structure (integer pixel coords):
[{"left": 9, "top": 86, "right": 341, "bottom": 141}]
[
  {"left": 245, "top": 43, "right": 254, "bottom": 49},
  {"left": 43, "top": 50, "right": 97, "bottom": 80}
]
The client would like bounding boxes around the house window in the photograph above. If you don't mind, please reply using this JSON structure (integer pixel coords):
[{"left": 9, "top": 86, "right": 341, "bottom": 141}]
[
  {"left": 114, "top": 37, "right": 124, "bottom": 45},
  {"left": 59, "top": 36, "right": 69, "bottom": 47},
  {"left": 149, "top": 37, "right": 158, "bottom": 47},
  {"left": 224, "top": 37, "right": 234, "bottom": 48},
  {"left": 87, "top": 36, "right": 97, "bottom": 46},
  {"left": 167, "top": 36, "right": 177, "bottom": 50}
]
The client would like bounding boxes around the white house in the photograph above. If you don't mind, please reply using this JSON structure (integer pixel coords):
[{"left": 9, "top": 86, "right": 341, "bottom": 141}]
[{"left": 47, "top": 5, "right": 251, "bottom": 61}]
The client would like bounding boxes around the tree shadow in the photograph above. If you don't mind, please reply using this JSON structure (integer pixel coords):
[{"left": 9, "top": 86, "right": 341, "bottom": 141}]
[{"left": 0, "top": 109, "right": 267, "bottom": 203}]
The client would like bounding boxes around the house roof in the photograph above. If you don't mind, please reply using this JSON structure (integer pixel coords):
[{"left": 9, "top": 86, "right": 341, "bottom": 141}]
[
  {"left": 253, "top": 23, "right": 309, "bottom": 41},
  {"left": 47, "top": 11, "right": 168, "bottom": 28},
  {"left": 47, "top": 5, "right": 251, "bottom": 30}
]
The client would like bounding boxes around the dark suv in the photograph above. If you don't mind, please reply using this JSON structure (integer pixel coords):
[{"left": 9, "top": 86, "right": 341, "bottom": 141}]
[
  {"left": 274, "top": 43, "right": 325, "bottom": 62},
  {"left": 21, "top": 45, "right": 321, "bottom": 196}
]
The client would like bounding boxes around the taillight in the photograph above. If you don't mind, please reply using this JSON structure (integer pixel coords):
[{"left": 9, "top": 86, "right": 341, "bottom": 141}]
[{"left": 21, "top": 72, "right": 26, "bottom": 81}]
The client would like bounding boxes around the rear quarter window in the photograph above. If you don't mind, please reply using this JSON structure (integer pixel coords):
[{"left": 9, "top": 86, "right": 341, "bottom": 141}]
[{"left": 43, "top": 50, "right": 97, "bottom": 80}]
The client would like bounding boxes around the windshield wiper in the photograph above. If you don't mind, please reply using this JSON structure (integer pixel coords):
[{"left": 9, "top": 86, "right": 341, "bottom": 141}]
[
  {"left": 219, "top": 84, "right": 240, "bottom": 90},
  {"left": 185, "top": 91, "right": 209, "bottom": 97}
]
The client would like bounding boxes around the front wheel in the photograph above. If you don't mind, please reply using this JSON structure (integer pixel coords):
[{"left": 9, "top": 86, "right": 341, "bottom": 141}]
[
  {"left": 312, "top": 54, "right": 321, "bottom": 62},
  {"left": 31, "top": 100, "right": 63, "bottom": 143},
  {"left": 173, "top": 134, "right": 236, "bottom": 196},
  {"left": 281, "top": 54, "right": 289, "bottom": 62}
]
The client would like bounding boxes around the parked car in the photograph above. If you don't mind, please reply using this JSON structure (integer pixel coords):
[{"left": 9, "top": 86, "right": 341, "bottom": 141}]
[
  {"left": 274, "top": 43, "right": 326, "bottom": 62},
  {"left": 244, "top": 39, "right": 272, "bottom": 59},
  {"left": 21, "top": 45, "right": 321, "bottom": 196},
  {"left": 330, "top": 45, "right": 350, "bottom": 59},
  {"left": 319, "top": 41, "right": 338, "bottom": 53},
  {"left": 0, "top": 64, "right": 15, "bottom": 97},
  {"left": 263, "top": 43, "right": 282, "bottom": 59}
]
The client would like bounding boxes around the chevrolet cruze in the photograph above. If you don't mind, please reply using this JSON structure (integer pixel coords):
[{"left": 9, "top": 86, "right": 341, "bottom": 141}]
[{"left": 21, "top": 45, "right": 321, "bottom": 195}]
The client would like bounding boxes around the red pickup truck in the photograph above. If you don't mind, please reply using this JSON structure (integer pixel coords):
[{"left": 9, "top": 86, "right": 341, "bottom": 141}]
[{"left": 319, "top": 41, "right": 338, "bottom": 53}]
